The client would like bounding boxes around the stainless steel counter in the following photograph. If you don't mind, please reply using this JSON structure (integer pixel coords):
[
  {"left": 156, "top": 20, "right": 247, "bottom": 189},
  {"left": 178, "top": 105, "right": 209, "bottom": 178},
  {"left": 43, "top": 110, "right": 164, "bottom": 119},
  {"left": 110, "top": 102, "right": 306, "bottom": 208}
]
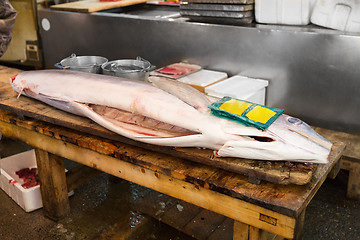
[{"left": 38, "top": 7, "right": 360, "bottom": 133}]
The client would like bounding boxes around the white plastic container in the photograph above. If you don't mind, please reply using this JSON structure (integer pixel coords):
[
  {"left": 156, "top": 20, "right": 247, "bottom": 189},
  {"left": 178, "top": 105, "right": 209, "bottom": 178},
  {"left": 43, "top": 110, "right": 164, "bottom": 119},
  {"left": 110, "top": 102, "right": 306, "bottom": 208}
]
[
  {"left": 177, "top": 69, "right": 228, "bottom": 92},
  {"left": 255, "top": 0, "right": 315, "bottom": 25},
  {"left": 0, "top": 150, "right": 73, "bottom": 212},
  {"left": 311, "top": 0, "right": 360, "bottom": 32},
  {"left": 0, "top": 150, "right": 43, "bottom": 212},
  {"left": 204, "top": 75, "right": 269, "bottom": 105}
]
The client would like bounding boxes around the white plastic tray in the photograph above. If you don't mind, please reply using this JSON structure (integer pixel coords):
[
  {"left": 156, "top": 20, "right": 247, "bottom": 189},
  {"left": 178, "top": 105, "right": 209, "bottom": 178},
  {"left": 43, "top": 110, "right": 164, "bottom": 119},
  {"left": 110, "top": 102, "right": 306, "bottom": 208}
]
[{"left": 177, "top": 69, "right": 228, "bottom": 92}]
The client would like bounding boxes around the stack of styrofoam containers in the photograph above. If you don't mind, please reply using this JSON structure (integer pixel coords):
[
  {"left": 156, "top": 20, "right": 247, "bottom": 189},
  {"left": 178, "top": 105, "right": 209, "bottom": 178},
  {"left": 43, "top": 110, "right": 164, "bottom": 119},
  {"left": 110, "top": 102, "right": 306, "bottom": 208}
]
[
  {"left": 0, "top": 150, "right": 43, "bottom": 212},
  {"left": 204, "top": 75, "right": 269, "bottom": 105},
  {"left": 311, "top": 0, "right": 360, "bottom": 32},
  {"left": 255, "top": 0, "right": 317, "bottom": 25}
]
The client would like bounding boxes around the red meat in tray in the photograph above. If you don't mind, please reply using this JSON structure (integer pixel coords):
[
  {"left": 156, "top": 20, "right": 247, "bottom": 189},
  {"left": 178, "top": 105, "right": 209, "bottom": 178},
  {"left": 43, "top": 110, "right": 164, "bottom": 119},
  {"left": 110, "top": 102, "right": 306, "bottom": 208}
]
[
  {"left": 151, "top": 62, "right": 201, "bottom": 79},
  {"left": 15, "top": 168, "right": 40, "bottom": 189}
]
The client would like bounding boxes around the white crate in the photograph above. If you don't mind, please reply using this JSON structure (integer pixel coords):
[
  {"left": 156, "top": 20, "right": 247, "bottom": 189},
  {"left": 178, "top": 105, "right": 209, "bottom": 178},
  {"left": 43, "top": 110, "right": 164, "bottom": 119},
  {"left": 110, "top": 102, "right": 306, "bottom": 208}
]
[
  {"left": 0, "top": 150, "right": 73, "bottom": 212},
  {"left": 311, "top": 0, "right": 360, "bottom": 32},
  {"left": 205, "top": 75, "right": 269, "bottom": 105},
  {"left": 0, "top": 150, "right": 42, "bottom": 212},
  {"left": 255, "top": 0, "right": 316, "bottom": 25}
]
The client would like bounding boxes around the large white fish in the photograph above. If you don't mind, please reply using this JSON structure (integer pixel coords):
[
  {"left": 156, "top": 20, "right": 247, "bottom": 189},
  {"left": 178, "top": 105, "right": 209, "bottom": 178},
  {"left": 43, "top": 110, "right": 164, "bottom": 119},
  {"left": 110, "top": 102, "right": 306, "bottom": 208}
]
[{"left": 11, "top": 70, "right": 332, "bottom": 164}]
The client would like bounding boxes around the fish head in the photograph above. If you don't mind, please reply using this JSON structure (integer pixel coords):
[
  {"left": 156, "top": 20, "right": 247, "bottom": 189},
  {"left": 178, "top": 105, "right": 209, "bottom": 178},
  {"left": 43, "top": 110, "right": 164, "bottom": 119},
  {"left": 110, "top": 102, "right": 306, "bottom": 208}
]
[
  {"left": 268, "top": 114, "right": 332, "bottom": 151},
  {"left": 10, "top": 74, "right": 21, "bottom": 92},
  {"left": 217, "top": 114, "right": 332, "bottom": 164}
]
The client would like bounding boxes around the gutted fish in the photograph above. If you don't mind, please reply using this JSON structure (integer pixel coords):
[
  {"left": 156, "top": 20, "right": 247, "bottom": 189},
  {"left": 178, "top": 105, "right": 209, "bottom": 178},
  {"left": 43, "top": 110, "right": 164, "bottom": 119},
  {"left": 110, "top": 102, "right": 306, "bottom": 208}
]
[{"left": 11, "top": 70, "right": 332, "bottom": 164}]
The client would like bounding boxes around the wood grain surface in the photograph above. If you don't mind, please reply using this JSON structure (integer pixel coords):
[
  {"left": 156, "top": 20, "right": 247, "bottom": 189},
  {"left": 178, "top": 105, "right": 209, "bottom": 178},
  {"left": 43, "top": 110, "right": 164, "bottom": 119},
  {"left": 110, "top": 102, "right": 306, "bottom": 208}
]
[
  {"left": 0, "top": 66, "right": 346, "bottom": 219},
  {"left": 0, "top": 106, "right": 345, "bottom": 219},
  {"left": 50, "top": 0, "right": 148, "bottom": 13}
]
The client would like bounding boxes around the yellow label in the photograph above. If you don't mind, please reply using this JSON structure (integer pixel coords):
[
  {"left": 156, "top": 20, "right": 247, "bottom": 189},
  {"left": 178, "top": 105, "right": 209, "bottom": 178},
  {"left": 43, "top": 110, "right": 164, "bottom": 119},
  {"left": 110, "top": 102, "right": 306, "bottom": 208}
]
[
  {"left": 246, "top": 106, "right": 276, "bottom": 124},
  {"left": 219, "top": 99, "right": 252, "bottom": 116}
]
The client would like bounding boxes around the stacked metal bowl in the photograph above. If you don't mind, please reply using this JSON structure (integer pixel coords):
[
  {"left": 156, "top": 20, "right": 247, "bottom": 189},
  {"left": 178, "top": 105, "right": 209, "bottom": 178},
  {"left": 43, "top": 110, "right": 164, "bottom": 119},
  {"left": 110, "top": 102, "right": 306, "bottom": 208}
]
[
  {"left": 56, "top": 54, "right": 154, "bottom": 81},
  {"left": 180, "top": 0, "right": 255, "bottom": 25}
]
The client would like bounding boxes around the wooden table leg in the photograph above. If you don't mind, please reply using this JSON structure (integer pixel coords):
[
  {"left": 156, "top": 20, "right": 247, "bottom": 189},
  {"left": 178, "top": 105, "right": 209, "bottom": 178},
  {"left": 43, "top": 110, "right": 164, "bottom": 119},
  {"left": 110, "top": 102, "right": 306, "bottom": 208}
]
[
  {"left": 328, "top": 158, "right": 341, "bottom": 179},
  {"left": 233, "top": 221, "right": 284, "bottom": 240},
  {"left": 233, "top": 221, "right": 249, "bottom": 239},
  {"left": 35, "top": 148, "right": 70, "bottom": 220},
  {"left": 341, "top": 158, "right": 360, "bottom": 199},
  {"left": 293, "top": 209, "right": 305, "bottom": 240},
  {"left": 347, "top": 165, "right": 360, "bottom": 199}
]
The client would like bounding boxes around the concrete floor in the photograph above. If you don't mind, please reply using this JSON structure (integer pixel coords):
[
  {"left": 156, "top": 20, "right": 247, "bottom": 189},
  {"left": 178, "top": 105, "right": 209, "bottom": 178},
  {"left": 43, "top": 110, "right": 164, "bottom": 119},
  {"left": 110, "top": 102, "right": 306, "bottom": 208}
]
[{"left": 0, "top": 137, "right": 359, "bottom": 240}]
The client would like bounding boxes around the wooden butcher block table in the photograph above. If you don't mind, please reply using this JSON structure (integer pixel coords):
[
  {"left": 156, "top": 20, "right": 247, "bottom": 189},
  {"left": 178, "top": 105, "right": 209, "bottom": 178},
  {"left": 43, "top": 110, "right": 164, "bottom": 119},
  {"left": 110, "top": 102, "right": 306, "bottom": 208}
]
[{"left": 0, "top": 66, "right": 345, "bottom": 239}]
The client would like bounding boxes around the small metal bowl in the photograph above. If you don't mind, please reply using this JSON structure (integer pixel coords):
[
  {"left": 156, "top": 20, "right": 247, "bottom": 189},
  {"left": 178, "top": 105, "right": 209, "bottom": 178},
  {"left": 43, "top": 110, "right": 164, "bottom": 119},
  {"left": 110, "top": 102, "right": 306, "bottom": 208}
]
[
  {"left": 101, "top": 57, "right": 155, "bottom": 81},
  {"left": 55, "top": 54, "right": 108, "bottom": 74}
]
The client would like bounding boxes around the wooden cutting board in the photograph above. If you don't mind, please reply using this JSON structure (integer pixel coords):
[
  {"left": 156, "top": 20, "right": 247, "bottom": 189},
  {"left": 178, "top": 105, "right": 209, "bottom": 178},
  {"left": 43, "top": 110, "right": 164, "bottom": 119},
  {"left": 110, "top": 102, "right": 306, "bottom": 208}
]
[
  {"left": 50, "top": 0, "right": 149, "bottom": 13},
  {"left": 184, "top": 0, "right": 254, "bottom": 4}
]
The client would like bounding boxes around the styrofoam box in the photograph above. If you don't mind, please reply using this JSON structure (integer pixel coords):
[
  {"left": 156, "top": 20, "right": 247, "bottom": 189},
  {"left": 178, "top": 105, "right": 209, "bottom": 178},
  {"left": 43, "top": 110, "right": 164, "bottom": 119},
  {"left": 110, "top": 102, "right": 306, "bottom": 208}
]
[
  {"left": 0, "top": 150, "right": 73, "bottom": 212},
  {"left": 204, "top": 75, "right": 269, "bottom": 105},
  {"left": 255, "top": 0, "right": 316, "bottom": 25},
  {"left": 177, "top": 69, "right": 228, "bottom": 92},
  {"left": 0, "top": 150, "right": 43, "bottom": 212},
  {"left": 311, "top": 0, "right": 360, "bottom": 32}
]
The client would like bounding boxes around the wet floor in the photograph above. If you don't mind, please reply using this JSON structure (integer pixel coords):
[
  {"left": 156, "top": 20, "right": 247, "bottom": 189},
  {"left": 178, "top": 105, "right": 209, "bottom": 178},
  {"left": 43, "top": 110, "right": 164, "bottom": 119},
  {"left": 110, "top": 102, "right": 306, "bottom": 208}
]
[{"left": 0, "top": 136, "right": 359, "bottom": 240}]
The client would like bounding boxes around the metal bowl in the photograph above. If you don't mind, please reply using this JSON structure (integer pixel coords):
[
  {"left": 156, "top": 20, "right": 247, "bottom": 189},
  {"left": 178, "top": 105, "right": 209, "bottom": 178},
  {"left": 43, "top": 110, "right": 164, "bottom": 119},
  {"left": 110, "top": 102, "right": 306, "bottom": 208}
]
[
  {"left": 55, "top": 54, "right": 108, "bottom": 74},
  {"left": 101, "top": 57, "right": 155, "bottom": 81}
]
